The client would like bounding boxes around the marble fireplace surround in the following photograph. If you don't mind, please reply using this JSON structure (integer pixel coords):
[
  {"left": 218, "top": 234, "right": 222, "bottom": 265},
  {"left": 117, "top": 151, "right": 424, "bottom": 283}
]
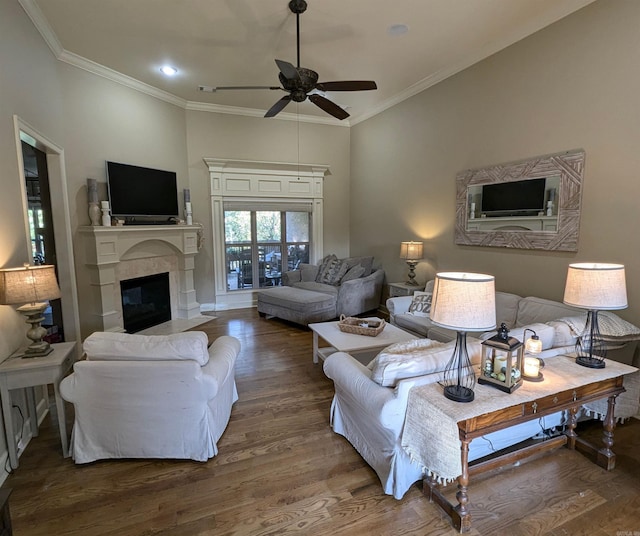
[{"left": 80, "top": 225, "right": 201, "bottom": 333}]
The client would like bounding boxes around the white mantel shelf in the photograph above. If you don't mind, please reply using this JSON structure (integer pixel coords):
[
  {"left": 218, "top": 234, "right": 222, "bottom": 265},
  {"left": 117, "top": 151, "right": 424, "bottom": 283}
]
[{"left": 79, "top": 225, "right": 201, "bottom": 333}]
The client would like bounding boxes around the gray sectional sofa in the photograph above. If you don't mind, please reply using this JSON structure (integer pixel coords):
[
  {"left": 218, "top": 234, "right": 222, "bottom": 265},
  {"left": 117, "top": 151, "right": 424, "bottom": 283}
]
[{"left": 257, "top": 255, "right": 384, "bottom": 326}]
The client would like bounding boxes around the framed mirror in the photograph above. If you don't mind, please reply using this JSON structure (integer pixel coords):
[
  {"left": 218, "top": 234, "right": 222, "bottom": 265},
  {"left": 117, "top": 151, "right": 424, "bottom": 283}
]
[{"left": 455, "top": 150, "right": 585, "bottom": 252}]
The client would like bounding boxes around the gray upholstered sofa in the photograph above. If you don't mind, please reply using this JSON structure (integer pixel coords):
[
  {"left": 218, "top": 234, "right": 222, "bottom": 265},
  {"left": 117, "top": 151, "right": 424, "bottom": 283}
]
[{"left": 257, "top": 255, "right": 384, "bottom": 326}]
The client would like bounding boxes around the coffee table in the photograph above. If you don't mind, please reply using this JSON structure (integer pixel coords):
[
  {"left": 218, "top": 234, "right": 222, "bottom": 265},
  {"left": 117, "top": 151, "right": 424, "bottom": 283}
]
[{"left": 309, "top": 318, "right": 416, "bottom": 364}]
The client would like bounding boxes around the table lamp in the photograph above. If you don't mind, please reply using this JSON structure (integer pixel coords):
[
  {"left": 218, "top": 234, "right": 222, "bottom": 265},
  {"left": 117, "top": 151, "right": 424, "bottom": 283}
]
[
  {"left": 0, "top": 264, "right": 62, "bottom": 357},
  {"left": 430, "top": 272, "right": 496, "bottom": 402},
  {"left": 399, "top": 241, "right": 423, "bottom": 286},
  {"left": 563, "top": 263, "right": 627, "bottom": 369}
]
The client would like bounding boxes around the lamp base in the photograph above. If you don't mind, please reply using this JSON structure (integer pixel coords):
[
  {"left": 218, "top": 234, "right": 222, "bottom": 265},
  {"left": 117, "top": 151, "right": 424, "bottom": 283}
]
[
  {"left": 405, "top": 261, "right": 419, "bottom": 286},
  {"left": 444, "top": 384, "right": 474, "bottom": 403},
  {"left": 522, "top": 372, "right": 544, "bottom": 382},
  {"left": 575, "top": 355, "right": 606, "bottom": 369}
]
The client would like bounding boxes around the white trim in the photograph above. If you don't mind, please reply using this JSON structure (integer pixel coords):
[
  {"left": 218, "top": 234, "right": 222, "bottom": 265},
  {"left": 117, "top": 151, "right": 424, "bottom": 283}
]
[
  {"left": 13, "top": 116, "right": 81, "bottom": 353},
  {"left": 205, "top": 158, "right": 329, "bottom": 311}
]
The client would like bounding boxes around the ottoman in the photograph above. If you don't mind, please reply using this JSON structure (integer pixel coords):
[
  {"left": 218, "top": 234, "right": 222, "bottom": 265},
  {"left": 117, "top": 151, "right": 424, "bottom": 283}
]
[{"left": 257, "top": 286, "right": 337, "bottom": 326}]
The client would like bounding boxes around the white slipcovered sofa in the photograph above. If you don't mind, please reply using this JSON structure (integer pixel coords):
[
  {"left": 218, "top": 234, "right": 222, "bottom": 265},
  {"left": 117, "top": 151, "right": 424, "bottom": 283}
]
[
  {"left": 323, "top": 282, "right": 640, "bottom": 499},
  {"left": 61, "top": 331, "right": 240, "bottom": 464},
  {"left": 387, "top": 280, "right": 640, "bottom": 365}
]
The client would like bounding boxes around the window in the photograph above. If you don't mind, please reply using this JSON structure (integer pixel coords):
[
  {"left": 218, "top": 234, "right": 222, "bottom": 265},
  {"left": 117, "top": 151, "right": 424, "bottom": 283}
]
[{"left": 224, "top": 209, "right": 310, "bottom": 291}]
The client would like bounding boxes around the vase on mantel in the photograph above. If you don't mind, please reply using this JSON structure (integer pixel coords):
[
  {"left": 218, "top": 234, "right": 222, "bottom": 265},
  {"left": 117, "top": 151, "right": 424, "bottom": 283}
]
[
  {"left": 88, "top": 202, "right": 101, "bottom": 226},
  {"left": 87, "top": 178, "right": 101, "bottom": 226}
]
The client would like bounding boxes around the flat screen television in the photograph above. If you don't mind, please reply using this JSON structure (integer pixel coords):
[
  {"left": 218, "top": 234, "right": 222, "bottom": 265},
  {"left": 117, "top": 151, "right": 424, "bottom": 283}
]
[
  {"left": 481, "top": 178, "right": 546, "bottom": 217},
  {"left": 106, "top": 161, "right": 179, "bottom": 222}
]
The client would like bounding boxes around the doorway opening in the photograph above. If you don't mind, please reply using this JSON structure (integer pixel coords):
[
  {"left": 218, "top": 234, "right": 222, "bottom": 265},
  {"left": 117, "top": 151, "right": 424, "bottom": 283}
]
[{"left": 21, "top": 141, "right": 64, "bottom": 343}]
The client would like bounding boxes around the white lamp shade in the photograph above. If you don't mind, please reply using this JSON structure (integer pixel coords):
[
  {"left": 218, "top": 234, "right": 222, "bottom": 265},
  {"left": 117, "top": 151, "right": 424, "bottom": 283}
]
[
  {"left": 0, "top": 264, "right": 61, "bottom": 305},
  {"left": 430, "top": 272, "right": 496, "bottom": 331},
  {"left": 399, "top": 241, "right": 423, "bottom": 261},
  {"left": 563, "top": 263, "right": 627, "bottom": 310}
]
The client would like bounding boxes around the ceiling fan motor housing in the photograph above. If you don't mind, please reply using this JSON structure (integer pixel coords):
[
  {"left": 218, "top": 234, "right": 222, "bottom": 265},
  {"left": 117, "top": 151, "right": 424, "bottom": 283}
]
[{"left": 288, "top": 0, "right": 307, "bottom": 14}]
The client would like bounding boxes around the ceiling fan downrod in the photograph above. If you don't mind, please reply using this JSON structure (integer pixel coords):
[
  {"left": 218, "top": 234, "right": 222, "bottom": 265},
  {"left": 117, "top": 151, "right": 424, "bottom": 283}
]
[{"left": 288, "top": 0, "right": 307, "bottom": 68}]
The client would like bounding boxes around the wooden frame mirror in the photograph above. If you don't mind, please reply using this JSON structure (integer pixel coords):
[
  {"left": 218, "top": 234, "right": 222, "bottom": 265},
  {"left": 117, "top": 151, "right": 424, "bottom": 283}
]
[{"left": 455, "top": 150, "right": 585, "bottom": 252}]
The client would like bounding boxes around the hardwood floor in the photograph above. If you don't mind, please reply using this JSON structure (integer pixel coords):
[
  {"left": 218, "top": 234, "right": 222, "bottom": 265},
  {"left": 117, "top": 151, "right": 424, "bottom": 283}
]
[{"left": 2, "top": 309, "right": 640, "bottom": 535}]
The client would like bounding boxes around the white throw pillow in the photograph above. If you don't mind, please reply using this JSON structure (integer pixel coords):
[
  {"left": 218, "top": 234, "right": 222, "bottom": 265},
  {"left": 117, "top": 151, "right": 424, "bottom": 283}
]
[
  {"left": 368, "top": 338, "right": 483, "bottom": 387},
  {"left": 408, "top": 291, "right": 432, "bottom": 317},
  {"left": 83, "top": 331, "right": 210, "bottom": 365}
]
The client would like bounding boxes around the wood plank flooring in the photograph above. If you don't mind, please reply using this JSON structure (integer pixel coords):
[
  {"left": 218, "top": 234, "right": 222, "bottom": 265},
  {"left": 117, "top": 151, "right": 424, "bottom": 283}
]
[{"left": 2, "top": 309, "right": 640, "bottom": 535}]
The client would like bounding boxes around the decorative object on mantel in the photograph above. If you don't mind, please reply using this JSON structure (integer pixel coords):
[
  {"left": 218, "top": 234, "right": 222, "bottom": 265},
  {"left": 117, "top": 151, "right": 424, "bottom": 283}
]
[
  {"left": 184, "top": 189, "right": 193, "bottom": 225},
  {"left": 399, "top": 241, "right": 423, "bottom": 286},
  {"left": 479, "top": 323, "right": 524, "bottom": 393},
  {"left": 455, "top": 149, "right": 585, "bottom": 252},
  {"left": 430, "top": 272, "right": 496, "bottom": 403},
  {"left": 563, "top": 263, "right": 627, "bottom": 369},
  {"left": 0, "top": 264, "right": 62, "bottom": 357},
  {"left": 101, "top": 200, "right": 111, "bottom": 226},
  {"left": 87, "top": 178, "right": 101, "bottom": 226}
]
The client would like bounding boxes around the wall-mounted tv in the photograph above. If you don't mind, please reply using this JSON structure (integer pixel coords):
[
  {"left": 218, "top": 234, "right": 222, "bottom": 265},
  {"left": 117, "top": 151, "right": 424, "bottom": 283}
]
[
  {"left": 106, "top": 161, "right": 179, "bottom": 222},
  {"left": 481, "top": 178, "right": 546, "bottom": 217}
]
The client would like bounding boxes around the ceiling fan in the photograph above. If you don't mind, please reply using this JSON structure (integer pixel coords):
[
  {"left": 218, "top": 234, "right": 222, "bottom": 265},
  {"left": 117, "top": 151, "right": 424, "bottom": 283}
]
[{"left": 198, "top": 0, "right": 377, "bottom": 120}]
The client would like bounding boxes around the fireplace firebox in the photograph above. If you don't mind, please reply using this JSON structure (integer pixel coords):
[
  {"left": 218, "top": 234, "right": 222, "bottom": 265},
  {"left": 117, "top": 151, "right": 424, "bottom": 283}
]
[{"left": 121, "top": 272, "right": 171, "bottom": 333}]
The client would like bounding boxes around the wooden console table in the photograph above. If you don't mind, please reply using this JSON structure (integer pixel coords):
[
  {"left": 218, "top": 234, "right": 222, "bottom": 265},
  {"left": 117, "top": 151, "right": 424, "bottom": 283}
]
[{"left": 401, "top": 356, "right": 638, "bottom": 533}]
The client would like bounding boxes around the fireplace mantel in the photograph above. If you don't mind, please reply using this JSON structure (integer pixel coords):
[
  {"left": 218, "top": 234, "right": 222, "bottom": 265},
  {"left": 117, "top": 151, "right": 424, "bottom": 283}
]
[{"left": 79, "top": 225, "right": 201, "bottom": 333}]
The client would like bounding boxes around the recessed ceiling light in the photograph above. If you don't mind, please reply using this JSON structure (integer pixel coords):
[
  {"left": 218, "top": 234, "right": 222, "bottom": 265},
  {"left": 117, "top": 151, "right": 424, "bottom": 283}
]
[
  {"left": 160, "top": 65, "right": 178, "bottom": 76},
  {"left": 388, "top": 24, "right": 409, "bottom": 36}
]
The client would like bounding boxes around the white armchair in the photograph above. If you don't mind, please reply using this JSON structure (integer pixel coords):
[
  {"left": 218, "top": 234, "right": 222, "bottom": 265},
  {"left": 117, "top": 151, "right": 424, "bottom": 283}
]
[{"left": 61, "top": 331, "right": 240, "bottom": 464}]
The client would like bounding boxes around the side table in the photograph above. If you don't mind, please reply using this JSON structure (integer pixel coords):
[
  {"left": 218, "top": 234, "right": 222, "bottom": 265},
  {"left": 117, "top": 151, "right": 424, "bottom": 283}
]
[
  {"left": 0, "top": 341, "right": 76, "bottom": 469},
  {"left": 388, "top": 282, "right": 422, "bottom": 297}
]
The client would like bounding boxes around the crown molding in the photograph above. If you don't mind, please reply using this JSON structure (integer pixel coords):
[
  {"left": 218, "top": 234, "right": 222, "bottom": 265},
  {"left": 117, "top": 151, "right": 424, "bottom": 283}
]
[
  {"left": 186, "top": 101, "right": 350, "bottom": 126},
  {"left": 19, "top": 0, "right": 63, "bottom": 57}
]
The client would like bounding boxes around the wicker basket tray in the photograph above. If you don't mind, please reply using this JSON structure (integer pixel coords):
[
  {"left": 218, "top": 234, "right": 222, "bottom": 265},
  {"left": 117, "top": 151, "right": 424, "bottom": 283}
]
[{"left": 338, "top": 315, "right": 386, "bottom": 337}]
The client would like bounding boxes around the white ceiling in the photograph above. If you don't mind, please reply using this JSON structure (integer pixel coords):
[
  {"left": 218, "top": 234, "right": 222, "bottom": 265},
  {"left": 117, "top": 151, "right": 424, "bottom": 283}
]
[{"left": 22, "top": 0, "right": 595, "bottom": 125}]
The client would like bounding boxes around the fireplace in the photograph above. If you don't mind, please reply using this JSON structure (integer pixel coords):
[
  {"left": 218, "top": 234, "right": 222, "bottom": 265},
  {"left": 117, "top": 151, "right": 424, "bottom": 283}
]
[
  {"left": 80, "top": 225, "right": 201, "bottom": 334},
  {"left": 121, "top": 272, "right": 171, "bottom": 333}
]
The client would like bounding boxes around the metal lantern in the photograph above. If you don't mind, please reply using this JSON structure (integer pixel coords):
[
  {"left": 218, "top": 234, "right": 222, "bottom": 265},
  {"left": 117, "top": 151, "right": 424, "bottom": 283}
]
[{"left": 478, "top": 323, "right": 524, "bottom": 394}]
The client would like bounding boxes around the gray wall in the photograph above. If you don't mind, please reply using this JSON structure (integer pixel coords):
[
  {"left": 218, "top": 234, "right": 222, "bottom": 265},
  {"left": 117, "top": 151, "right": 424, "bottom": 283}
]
[{"left": 350, "top": 0, "right": 640, "bottom": 322}]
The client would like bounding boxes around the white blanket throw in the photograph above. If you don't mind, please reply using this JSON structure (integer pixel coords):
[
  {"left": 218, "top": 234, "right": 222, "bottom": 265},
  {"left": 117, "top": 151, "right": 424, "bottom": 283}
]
[
  {"left": 557, "top": 312, "right": 640, "bottom": 343},
  {"left": 401, "top": 356, "right": 638, "bottom": 484}
]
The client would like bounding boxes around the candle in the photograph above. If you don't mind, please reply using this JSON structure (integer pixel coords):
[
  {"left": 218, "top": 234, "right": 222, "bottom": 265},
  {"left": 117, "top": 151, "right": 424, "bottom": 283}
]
[
  {"left": 184, "top": 188, "right": 191, "bottom": 203},
  {"left": 185, "top": 201, "right": 192, "bottom": 212},
  {"left": 101, "top": 200, "right": 109, "bottom": 209},
  {"left": 523, "top": 357, "right": 540, "bottom": 378},
  {"left": 493, "top": 355, "right": 506, "bottom": 372}
]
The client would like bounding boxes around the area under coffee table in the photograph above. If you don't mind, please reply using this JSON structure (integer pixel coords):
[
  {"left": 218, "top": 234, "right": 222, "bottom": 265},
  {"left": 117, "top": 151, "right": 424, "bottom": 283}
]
[{"left": 309, "top": 319, "right": 416, "bottom": 364}]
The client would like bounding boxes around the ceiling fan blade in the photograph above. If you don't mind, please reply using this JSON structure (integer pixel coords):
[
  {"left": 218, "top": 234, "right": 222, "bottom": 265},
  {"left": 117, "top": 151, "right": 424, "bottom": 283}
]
[
  {"left": 265, "top": 95, "right": 293, "bottom": 118},
  {"left": 315, "top": 81, "right": 377, "bottom": 92},
  {"left": 199, "top": 85, "right": 281, "bottom": 92},
  {"left": 275, "top": 59, "right": 300, "bottom": 81},
  {"left": 308, "top": 94, "right": 349, "bottom": 120}
]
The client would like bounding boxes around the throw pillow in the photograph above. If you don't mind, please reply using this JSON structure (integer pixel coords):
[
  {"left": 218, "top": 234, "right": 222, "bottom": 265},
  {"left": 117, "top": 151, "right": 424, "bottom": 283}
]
[
  {"left": 340, "top": 264, "right": 365, "bottom": 283},
  {"left": 367, "top": 338, "right": 483, "bottom": 387},
  {"left": 408, "top": 291, "right": 432, "bottom": 317},
  {"left": 345, "top": 256, "right": 374, "bottom": 277},
  {"left": 317, "top": 258, "right": 348, "bottom": 285},
  {"left": 83, "top": 331, "right": 210, "bottom": 365},
  {"left": 315, "top": 254, "right": 338, "bottom": 283}
]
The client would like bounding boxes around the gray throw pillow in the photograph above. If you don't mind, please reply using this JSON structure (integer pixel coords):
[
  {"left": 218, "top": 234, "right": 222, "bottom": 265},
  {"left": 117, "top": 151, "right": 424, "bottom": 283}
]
[
  {"left": 317, "top": 258, "right": 348, "bottom": 285},
  {"left": 315, "top": 254, "right": 337, "bottom": 283},
  {"left": 340, "top": 264, "right": 365, "bottom": 283}
]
